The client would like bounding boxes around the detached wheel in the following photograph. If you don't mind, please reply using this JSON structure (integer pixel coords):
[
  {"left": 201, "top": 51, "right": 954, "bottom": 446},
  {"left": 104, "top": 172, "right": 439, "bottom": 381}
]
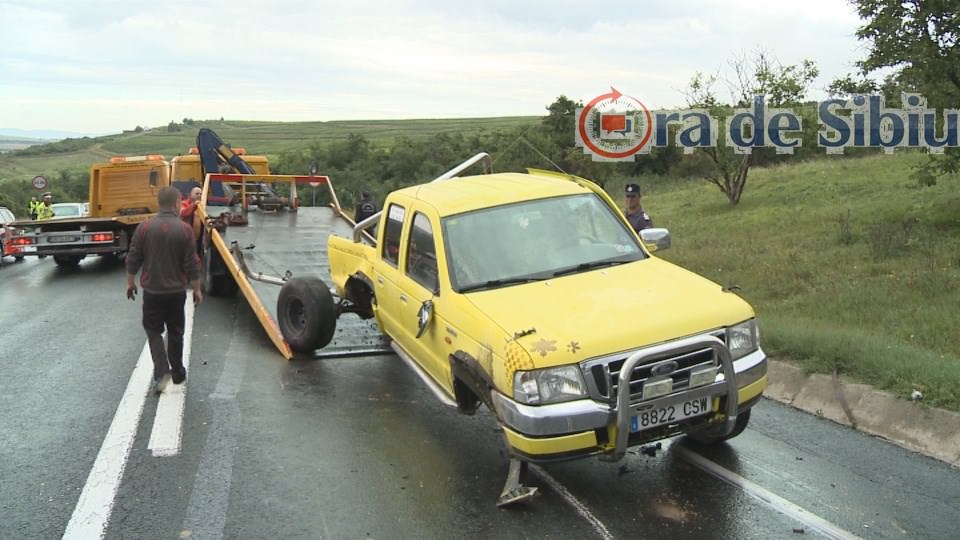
[
  {"left": 686, "top": 408, "right": 751, "bottom": 444},
  {"left": 278, "top": 276, "right": 337, "bottom": 352},
  {"left": 53, "top": 255, "right": 83, "bottom": 267},
  {"left": 202, "top": 246, "right": 238, "bottom": 297}
]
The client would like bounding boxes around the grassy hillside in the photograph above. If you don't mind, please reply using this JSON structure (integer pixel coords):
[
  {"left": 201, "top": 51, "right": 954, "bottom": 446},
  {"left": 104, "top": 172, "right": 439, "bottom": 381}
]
[
  {"left": 647, "top": 153, "right": 960, "bottom": 410},
  {"left": 102, "top": 117, "right": 538, "bottom": 156},
  {"left": 0, "top": 116, "right": 539, "bottom": 210}
]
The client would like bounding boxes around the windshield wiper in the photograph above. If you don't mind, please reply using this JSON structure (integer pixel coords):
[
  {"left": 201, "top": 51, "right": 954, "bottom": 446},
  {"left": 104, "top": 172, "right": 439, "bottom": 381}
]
[
  {"left": 552, "top": 259, "right": 628, "bottom": 277},
  {"left": 458, "top": 276, "right": 546, "bottom": 293}
]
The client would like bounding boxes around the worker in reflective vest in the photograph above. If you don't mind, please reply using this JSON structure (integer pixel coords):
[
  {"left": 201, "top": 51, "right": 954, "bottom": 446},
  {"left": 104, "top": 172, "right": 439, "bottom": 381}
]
[
  {"left": 36, "top": 193, "right": 55, "bottom": 220},
  {"left": 28, "top": 196, "right": 41, "bottom": 220}
]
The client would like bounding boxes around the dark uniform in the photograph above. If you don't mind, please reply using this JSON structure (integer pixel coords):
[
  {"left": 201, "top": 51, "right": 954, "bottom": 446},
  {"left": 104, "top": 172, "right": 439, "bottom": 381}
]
[
  {"left": 355, "top": 192, "right": 378, "bottom": 223},
  {"left": 623, "top": 183, "right": 653, "bottom": 232}
]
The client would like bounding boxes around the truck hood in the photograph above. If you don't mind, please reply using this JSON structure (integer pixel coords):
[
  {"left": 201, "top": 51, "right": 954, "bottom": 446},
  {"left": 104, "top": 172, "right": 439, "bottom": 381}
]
[{"left": 462, "top": 257, "right": 754, "bottom": 368}]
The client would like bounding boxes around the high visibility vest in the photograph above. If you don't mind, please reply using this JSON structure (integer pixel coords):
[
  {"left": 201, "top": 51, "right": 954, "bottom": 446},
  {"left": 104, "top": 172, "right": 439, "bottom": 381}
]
[
  {"left": 36, "top": 202, "right": 55, "bottom": 220},
  {"left": 29, "top": 200, "right": 41, "bottom": 216}
]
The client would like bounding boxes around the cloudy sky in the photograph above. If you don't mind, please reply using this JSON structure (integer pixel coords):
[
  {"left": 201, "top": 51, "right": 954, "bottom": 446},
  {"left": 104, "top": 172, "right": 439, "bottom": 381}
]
[{"left": 0, "top": 0, "right": 866, "bottom": 135}]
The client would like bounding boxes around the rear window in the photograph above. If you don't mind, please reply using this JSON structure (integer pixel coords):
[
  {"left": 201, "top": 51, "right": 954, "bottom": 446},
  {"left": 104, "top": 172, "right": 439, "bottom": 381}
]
[
  {"left": 381, "top": 203, "right": 405, "bottom": 267},
  {"left": 52, "top": 204, "right": 82, "bottom": 217}
]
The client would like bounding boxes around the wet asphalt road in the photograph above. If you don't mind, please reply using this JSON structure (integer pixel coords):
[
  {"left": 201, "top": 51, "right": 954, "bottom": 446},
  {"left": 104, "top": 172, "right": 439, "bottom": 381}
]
[{"left": 1, "top": 254, "right": 959, "bottom": 540}]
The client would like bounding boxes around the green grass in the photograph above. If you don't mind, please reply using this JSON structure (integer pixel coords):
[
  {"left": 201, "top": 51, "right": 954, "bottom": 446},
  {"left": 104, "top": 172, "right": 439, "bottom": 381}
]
[{"left": 649, "top": 153, "right": 960, "bottom": 410}]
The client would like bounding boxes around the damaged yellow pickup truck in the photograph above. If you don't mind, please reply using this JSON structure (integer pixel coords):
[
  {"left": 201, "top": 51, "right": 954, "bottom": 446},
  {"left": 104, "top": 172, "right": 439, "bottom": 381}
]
[{"left": 276, "top": 153, "right": 767, "bottom": 506}]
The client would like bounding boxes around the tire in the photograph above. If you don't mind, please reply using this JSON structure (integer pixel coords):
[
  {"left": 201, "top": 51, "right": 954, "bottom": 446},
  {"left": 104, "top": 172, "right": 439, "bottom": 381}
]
[
  {"left": 686, "top": 408, "right": 751, "bottom": 444},
  {"left": 14, "top": 255, "right": 24, "bottom": 262},
  {"left": 202, "top": 246, "right": 238, "bottom": 297},
  {"left": 277, "top": 276, "right": 337, "bottom": 352},
  {"left": 53, "top": 255, "right": 83, "bottom": 267}
]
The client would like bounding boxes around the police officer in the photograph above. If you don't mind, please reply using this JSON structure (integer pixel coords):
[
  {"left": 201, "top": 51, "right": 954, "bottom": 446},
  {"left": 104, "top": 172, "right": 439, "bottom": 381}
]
[
  {"left": 623, "top": 183, "right": 653, "bottom": 233},
  {"left": 354, "top": 191, "right": 378, "bottom": 223},
  {"left": 28, "top": 196, "right": 41, "bottom": 220},
  {"left": 36, "top": 193, "right": 55, "bottom": 220}
]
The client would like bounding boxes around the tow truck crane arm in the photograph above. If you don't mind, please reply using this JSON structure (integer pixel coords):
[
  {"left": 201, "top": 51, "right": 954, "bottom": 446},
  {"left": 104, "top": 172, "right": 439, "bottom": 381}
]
[{"left": 196, "top": 127, "right": 255, "bottom": 174}]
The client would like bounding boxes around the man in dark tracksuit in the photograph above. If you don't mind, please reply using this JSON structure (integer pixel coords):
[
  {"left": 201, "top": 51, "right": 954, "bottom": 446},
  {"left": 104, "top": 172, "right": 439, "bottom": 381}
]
[{"left": 126, "top": 186, "right": 203, "bottom": 394}]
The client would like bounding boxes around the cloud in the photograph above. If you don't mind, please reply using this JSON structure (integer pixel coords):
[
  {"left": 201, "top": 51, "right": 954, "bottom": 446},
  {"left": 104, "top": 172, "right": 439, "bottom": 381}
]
[{"left": 0, "top": 0, "right": 866, "bottom": 133}]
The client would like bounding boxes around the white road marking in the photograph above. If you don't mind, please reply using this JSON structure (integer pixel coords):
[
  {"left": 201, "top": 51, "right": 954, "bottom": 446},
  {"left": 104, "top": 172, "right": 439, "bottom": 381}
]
[
  {"left": 676, "top": 446, "right": 862, "bottom": 540},
  {"left": 148, "top": 299, "right": 195, "bottom": 457},
  {"left": 529, "top": 464, "right": 615, "bottom": 540},
  {"left": 62, "top": 343, "right": 153, "bottom": 540}
]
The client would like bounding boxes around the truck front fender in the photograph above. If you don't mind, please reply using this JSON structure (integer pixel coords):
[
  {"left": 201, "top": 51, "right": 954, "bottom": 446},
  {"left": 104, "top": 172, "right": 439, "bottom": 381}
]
[{"left": 451, "top": 350, "right": 496, "bottom": 415}]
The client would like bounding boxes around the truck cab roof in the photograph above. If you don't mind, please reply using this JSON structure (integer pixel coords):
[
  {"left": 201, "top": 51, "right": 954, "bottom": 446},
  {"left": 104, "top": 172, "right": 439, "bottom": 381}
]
[{"left": 395, "top": 171, "right": 589, "bottom": 217}]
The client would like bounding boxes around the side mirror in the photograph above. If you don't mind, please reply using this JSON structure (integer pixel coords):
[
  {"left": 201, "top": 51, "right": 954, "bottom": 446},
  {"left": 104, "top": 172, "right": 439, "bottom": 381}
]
[
  {"left": 416, "top": 299, "right": 434, "bottom": 338},
  {"left": 640, "top": 228, "right": 671, "bottom": 252}
]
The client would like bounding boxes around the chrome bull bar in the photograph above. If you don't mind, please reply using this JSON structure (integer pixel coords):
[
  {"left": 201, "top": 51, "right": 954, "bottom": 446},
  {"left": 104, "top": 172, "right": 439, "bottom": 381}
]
[{"left": 609, "top": 335, "right": 737, "bottom": 461}]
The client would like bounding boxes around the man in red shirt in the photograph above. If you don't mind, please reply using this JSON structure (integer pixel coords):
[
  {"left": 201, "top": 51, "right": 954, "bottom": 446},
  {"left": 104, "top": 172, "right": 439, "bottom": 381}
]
[{"left": 180, "top": 186, "right": 203, "bottom": 255}]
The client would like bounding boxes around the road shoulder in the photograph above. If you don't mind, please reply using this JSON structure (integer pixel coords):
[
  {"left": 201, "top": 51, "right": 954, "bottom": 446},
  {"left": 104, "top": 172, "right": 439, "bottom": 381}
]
[{"left": 765, "top": 360, "right": 960, "bottom": 468}]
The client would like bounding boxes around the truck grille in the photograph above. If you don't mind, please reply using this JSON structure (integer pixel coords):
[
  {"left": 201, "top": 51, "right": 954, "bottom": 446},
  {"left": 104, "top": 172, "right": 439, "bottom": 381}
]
[{"left": 582, "top": 332, "right": 724, "bottom": 403}]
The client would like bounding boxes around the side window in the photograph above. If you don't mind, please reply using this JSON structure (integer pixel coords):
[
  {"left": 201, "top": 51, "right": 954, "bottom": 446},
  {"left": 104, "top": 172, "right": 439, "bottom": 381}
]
[
  {"left": 382, "top": 203, "right": 405, "bottom": 266},
  {"left": 405, "top": 212, "right": 439, "bottom": 292}
]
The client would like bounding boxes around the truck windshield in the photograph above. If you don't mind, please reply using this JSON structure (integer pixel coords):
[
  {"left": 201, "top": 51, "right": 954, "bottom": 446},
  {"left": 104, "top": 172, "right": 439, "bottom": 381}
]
[{"left": 442, "top": 193, "right": 646, "bottom": 292}]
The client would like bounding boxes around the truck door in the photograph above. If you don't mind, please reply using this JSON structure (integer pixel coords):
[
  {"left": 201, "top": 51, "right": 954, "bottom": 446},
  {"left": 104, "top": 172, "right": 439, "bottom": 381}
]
[{"left": 394, "top": 211, "right": 449, "bottom": 389}]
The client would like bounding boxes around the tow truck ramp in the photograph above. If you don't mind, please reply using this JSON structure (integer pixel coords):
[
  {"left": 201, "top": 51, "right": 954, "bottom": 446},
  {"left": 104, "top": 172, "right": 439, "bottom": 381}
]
[{"left": 197, "top": 173, "right": 384, "bottom": 359}]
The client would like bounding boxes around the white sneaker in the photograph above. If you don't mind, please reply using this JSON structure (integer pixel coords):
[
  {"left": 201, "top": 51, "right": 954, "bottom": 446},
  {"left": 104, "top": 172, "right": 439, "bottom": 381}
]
[{"left": 152, "top": 373, "right": 172, "bottom": 395}]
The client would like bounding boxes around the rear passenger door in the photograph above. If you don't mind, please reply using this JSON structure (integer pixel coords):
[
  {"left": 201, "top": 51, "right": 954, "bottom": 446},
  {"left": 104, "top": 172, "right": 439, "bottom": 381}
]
[{"left": 373, "top": 202, "right": 407, "bottom": 340}]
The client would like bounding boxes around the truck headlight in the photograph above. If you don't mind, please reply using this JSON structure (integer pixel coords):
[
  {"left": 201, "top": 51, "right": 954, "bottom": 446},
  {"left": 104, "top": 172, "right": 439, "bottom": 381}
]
[
  {"left": 513, "top": 366, "right": 587, "bottom": 405},
  {"left": 727, "top": 319, "right": 759, "bottom": 361}
]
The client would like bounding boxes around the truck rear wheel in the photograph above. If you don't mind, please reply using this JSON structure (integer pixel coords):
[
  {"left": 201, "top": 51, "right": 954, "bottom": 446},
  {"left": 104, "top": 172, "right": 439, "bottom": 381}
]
[
  {"left": 53, "top": 255, "right": 84, "bottom": 267},
  {"left": 278, "top": 276, "right": 337, "bottom": 352},
  {"left": 686, "top": 408, "right": 751, "bottom": 444},
  {"left": 202, "top": 247, "right": 238, "bottom": 297}
]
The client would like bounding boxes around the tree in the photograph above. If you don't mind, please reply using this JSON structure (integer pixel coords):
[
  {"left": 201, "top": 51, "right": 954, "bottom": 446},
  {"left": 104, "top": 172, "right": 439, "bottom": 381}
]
[
  {"left": 847, "top": 0, "right": 960, "bottom": 184},
  {"left": 542, "top": 95, "right": 581, "bottom": 146},
  {"left": 685, "top": 51, "right": 819, "bottom": 204},
  {"left": 853, "top": 0, "right": 960, "bottom": 100}
]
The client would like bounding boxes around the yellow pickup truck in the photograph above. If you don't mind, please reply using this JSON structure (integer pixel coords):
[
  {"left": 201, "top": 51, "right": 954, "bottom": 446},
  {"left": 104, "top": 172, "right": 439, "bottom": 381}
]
[{"left": 277, "top": 156, "right": 767, "bottom": 506}]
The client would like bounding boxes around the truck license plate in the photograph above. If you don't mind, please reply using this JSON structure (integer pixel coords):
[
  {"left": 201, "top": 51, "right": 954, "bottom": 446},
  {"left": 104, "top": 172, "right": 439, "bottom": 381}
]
[
  {"left": 49, "top": 235, "right": 80, "bottom": 243},
  {"left": 631, "top": 396, "right": 710, "bottom": 432}
]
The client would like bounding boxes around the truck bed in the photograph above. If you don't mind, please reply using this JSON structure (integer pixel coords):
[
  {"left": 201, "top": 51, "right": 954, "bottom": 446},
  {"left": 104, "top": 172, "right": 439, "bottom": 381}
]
[{"left": 214, "top": 206, "right": 385, "bottom": 356}]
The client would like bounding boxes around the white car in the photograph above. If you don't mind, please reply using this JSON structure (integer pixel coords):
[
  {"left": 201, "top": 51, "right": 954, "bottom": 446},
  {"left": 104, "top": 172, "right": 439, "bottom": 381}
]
[{"left": 49, "top": 202, "right": 88, "bottom": 219}]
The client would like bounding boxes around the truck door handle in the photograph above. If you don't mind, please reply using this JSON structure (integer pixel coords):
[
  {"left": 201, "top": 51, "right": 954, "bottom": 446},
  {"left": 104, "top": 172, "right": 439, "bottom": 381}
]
[
  {"left": 399, "top": 294, "right": 408, "bottom": 303},
  {"left": 377, "top": 277, "right": 384, "bottom": 285}
]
